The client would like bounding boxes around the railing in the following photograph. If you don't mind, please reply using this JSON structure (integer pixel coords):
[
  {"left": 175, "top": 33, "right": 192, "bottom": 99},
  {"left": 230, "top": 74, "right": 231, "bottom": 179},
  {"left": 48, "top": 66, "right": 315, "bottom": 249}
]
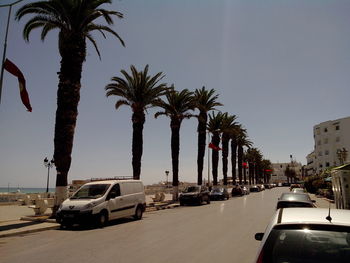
[{"left": 90, "top": 176, "right": 134, "bottom": 181}]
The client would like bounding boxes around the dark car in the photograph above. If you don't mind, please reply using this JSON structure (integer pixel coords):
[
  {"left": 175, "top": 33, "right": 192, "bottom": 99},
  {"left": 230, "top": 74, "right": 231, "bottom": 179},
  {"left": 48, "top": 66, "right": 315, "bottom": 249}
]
[
  {"left": 276, "top": 192, "right": 316, "bottom": 209},
  {"left": 179, "top": 186, "right": 210, "bottom": 206},
  {"left": 210, "top": 187, "right": 230, "bottom": 200},
  {"left": 250, "top": 185, "right": 261, "bottom": 192},
  {"left": 232, "top": 185, "right": 244, "bottom": 196}
]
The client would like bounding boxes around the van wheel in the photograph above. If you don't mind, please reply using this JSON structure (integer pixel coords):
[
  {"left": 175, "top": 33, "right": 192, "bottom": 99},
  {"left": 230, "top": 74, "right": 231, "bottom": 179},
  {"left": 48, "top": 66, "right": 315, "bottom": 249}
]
[
  {"left": 97, "top": 211, "right": 108, "bottom": 227},
  {"left": 134, "top": 206, "right": 143, "bottom": 220}
]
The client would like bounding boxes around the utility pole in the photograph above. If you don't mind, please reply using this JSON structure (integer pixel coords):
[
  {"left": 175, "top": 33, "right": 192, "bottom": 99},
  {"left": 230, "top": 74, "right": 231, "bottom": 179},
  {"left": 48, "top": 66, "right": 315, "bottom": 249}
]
[{"left": 0, "top": 0, "right": 25, "bottom": 105}]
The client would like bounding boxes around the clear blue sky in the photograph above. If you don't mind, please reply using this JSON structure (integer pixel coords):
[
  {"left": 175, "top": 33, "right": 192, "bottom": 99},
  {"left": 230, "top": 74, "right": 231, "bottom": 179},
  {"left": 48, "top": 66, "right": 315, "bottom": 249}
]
[{"left": 1, "top": 0, "right": 349, "bottom": 188}]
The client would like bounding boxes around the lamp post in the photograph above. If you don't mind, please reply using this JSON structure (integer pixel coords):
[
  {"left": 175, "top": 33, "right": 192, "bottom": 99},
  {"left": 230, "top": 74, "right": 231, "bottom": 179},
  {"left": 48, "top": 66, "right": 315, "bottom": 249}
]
[
  {"left": 44, "top": 157, "right": 54, "bottom": 193},
  {"left": 165, "top": 170, "right": 169, "bottom": 188}
]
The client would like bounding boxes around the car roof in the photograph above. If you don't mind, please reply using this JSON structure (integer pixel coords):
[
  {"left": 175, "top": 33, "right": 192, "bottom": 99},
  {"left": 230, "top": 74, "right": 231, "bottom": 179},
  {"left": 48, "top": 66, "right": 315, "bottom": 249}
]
[
  {"left": 279, "top": 192, "right": 311, "bottom": 201},
  {"left": 275, "top": 208, "right": 350, "bottom": 226},
  {"left": 84, "top": 180, "right": 141, "bottom": 185}
]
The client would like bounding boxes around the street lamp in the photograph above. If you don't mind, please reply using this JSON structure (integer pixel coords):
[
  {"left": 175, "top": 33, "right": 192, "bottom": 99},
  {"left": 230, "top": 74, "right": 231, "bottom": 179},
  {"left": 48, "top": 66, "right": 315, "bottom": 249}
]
[
  {"left": 44, "top": 157, "right": 54, "bottom": 193},
  {"left": 165, "top": 170, "right": 169, "bottom": 188}
]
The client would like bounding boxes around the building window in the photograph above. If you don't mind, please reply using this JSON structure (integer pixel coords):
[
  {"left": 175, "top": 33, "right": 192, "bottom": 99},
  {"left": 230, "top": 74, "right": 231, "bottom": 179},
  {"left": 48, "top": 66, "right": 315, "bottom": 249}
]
[
  {"left": 336, "top": 125, "right": 340, "bottom": 130},
  {"left": 326, "top": 162, "right": 330, "bottom": 167},
  {"left": 325, "top": 150, "right": 329, "bottom": 155},
  {"left": 318, "top": 152, "right": 322, "bottom": 156},
  {"left": 318, "top": 140, "right": 321, "bottom": 146},
  {"left": 319, "top": 164, "right": 323, "bottom": 168},
  {"left": 324, "top": 127, "right": 328, "bottom": 132}
]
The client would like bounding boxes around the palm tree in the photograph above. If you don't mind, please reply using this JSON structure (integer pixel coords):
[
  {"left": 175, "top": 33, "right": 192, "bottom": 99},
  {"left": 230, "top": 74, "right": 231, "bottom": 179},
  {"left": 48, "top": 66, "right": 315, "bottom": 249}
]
[
  {"left": 220, "top": 113, "right": 237, "bottom": 186},
  {"left": 229, "top": 124, "right": 245, "bottom": 184},
  {"left": 261, "top": 159, "right": 273, "bottom": 183},
  {"left": 236, "top": 129, "right": 251, "bottom": 184},
  {"left": 193, "top": 87, "right": 222, "bottom": 186},
  {"left": 105, "top": 65, "right": 169, "bottom": 180},
  {"left": 16, "top": 0, "right": 125, "bottom": 212},
  {"left": 246, "top": 148, "right": 262, "bottom": 184},
  {"left": 207, "top": 111, "right": 225, "bottom": 186},
  {"left": 154, "top": 88, "right": 194, "bottom": 200}
]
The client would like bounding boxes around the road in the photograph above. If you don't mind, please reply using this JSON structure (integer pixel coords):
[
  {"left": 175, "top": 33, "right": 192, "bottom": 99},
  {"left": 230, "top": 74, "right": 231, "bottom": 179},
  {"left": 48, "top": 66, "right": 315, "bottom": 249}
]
[{"left": 0, "top": 187, "right": 321, "bottom": 263}]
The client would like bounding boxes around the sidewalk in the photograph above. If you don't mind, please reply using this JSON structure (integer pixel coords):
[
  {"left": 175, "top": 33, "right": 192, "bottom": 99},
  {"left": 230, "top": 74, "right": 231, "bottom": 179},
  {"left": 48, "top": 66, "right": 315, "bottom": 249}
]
[{"left": 0, "top": 194, "right": 176, "bottom": 238}]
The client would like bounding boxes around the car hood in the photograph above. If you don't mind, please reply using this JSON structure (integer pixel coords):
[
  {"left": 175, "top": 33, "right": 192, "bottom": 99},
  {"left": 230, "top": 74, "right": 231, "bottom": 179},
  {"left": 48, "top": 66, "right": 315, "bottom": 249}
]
[
  {"left": 60, "top": 198, "right": 101, "bottom": 210},
  {"left": 181, "top": 192, "right": 199, "bottom": 196}
]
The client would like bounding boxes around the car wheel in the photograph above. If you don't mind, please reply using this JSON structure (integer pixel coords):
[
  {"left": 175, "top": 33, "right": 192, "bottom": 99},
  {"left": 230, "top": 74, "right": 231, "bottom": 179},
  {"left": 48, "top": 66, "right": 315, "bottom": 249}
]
[
  {"left": 180, "top": 201, "right": 185, "bottom": 206},
  {"left": 97, "top": 211, "right": 108, "bottom": 228},
  {"left": 134, "top": 205, "right": 143, "bottom": 220},
  {"left": 207, "top": 197, "right": 210, "bottom": 204},
  {"left": 198, "top": 197, "right": 203, "bottom": 205}
]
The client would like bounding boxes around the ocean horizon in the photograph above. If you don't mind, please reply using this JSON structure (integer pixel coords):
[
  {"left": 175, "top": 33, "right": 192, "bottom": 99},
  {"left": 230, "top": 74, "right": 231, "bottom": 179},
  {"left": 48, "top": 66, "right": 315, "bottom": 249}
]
[{"left": 0, "top": 187, "right": 55, "bottom": 194}]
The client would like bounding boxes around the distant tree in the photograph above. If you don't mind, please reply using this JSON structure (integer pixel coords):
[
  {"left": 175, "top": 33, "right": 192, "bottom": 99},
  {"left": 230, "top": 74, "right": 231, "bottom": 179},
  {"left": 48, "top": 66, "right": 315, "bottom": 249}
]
[
  {"left": 154, "top": 88, "right": 194, "bottom": 200},
  {"left": 220, "top": 113, "right": 237, "bottom": 185},
  {"left": 16, "top": 0, "right": 125, "bottom": 214},
  {"left": 236, "top": 130, "right": 252, "bottom": 184},
  {"left": 192, "top": 87, "right": 222, "bottom": 185},
  {"left": 207, "top": 112, "right": 225, "bottom": 185},
  {"left": 105, "top": 65, "right": 169, "bottom": 180}
]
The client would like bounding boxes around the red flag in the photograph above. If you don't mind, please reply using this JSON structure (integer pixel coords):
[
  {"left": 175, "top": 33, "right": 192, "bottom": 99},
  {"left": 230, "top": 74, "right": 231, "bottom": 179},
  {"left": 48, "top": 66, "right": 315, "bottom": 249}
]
[
  {"left": 3, "top": 59, "right": 32, "bottom": 112},
  {"left": 208, "top": 142, "right": 221, "bottom": 151}
]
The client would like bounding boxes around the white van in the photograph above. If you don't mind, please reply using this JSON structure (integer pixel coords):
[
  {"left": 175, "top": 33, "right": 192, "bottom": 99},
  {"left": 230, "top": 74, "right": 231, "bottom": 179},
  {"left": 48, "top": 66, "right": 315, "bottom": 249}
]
[{"left": 56, "top": 179, "right": 146, "bottom": 228}]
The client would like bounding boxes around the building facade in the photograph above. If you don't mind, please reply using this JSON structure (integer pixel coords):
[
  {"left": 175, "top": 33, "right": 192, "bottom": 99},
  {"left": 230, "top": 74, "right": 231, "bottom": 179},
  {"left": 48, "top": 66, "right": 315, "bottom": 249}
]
[
  {"left": 271, "top": 162, "right": 303, "bottom": 183},
  {"left": 307, "top": 116, "right": 350, "bottom": 175}
]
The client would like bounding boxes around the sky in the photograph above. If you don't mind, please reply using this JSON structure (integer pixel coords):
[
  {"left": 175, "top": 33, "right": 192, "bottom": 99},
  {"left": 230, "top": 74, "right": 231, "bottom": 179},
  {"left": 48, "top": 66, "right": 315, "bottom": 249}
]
[{"left": 0, "top": 0, "right": 349, "bottom": 188}]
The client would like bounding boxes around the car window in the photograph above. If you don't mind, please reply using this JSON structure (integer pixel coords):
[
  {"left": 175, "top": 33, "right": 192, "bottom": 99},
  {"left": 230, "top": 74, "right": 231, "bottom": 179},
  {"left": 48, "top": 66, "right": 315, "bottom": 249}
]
[
  {"left": 71, "top": 184, "right": 110, "bottom": 199},
  {"left": 277, "top": 201, "right": 314, "bottom": 209},
  {"left": 109, "top": 183, "right": 121, "bottom": 197},
  {"left": 183, "top": 186, "right": 200, "bottom": 193},
  {"left": 280, "top": 193, "right": 311, "bottom": 201},
  {"left": 260, "top": 228, "right": 350, "bottom": 263}
]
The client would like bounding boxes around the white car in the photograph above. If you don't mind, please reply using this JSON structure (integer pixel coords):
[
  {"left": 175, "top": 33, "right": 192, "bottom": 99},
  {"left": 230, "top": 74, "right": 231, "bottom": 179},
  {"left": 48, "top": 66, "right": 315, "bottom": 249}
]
[
  {"left": 254, "top": 208, "right": 350, "bottom": 263},
  {"left": 56, "top": 179, "right": 146, "bottom": 228}
]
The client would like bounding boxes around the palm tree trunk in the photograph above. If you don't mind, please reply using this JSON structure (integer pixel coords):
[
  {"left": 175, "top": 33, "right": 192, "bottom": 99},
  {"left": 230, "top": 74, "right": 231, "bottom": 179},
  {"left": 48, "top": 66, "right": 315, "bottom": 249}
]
[
  {"left": 197, "top": 112, "right": 207, "bottom": 186},
  {"left": 237, "top": 146, "right": 243, "bottom": 184},
  {"left": 230, "top": 138, "right": 237, "bottom": 184},
  {"left": 171, "top": 118, "right": 181, "bottom": 200},
  {"left": 132, "top": 111, "right": 145, "bottom": 180},
  {"left": 211, "top": 133, "right": 220, "bottom": 185},
  {"left": 53, "top": 36, "right": 86, "bottom": 216},
  {"left": 222, "top": 133, "right": 229, "bottom": 185}
]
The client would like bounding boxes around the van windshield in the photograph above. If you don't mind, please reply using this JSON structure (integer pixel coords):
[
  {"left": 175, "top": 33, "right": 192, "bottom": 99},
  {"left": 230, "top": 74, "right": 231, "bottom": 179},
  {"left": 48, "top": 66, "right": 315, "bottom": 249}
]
[{"left": 71, "top": 184, "right": 110, "bottom": 199}]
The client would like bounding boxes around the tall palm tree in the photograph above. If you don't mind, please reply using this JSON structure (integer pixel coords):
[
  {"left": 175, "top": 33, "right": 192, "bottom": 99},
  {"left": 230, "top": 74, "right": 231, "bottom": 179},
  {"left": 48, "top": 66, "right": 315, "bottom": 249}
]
[
  {"left": 246, "top": 148, "right": 262, "bottom": 184},
  {"left": 105, "top": 65, "right": 169, "bottom": 180},
  {"left": 229, "top": 124, "right": 244, "bottom": 184},
  {"left": 236, "top": 129, "right": 251, "bottom": 184},
  {"left": 16, "top": 0, "right": 125, "bottom": 212},
  {"left": 261, "top": 159, "right": 273, "bottom": 183},
  {"left": 220, "top": 113, "right": 237, "bottom": 186},
  {"left": 154, "top": 89, "right": 194, "bottom": 200},
  {"left": 207, "top": 111, "right": 225, "bottom": 186},
  {"left": 193, "top": 87, "right": 222, "bottom": 186}
]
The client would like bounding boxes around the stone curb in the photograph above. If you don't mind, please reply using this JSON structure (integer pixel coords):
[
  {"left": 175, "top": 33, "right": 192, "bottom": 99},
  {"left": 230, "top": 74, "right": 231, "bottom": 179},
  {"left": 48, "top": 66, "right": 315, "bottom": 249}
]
[{"left": 0, "top": 223, "right": 59, "bottom": 238}]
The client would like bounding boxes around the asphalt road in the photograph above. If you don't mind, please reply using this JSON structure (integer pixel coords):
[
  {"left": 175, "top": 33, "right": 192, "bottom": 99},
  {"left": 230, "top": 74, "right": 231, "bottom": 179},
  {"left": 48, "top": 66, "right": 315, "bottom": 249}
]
[{"left": 0, "top": 187, "right": 317, "bottom": 263}]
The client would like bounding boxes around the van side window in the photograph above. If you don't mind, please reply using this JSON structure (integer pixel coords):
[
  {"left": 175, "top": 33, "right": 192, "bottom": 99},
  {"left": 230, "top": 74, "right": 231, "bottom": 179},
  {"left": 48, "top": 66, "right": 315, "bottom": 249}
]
[{"left": 109, "top": 184, "right": 121, "bottom": 198}]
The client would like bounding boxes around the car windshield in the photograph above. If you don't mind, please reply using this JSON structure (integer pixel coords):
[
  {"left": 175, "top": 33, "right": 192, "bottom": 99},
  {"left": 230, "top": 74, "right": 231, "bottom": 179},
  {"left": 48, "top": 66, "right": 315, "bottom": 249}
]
[
  {"left": 260, "top": 227, "right": 350, "bottom": 263},
  {"left": 183, "top": 186, "right": 200, "bottom": 193},
  {"left": 71, "top": 184, "right": 110, "bottom": 199},
  {"left": 211, "top": 188, "right": 223, "bottom": 193},
  {"left": 280, "top": 193, "right": 311, "bottom": 202}
]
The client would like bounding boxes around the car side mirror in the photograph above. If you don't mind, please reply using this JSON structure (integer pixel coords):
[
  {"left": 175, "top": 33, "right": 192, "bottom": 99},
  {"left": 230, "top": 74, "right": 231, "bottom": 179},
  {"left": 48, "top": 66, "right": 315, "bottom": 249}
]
[{"left": 255, "top": 233, "right": 264, "bottom": 241}]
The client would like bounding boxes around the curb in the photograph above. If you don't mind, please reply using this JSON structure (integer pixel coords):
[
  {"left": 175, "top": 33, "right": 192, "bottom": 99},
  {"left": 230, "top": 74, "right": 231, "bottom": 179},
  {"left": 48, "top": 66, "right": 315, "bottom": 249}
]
[{"left": 0, "top": 223, "right": 59, "bottom": 238}]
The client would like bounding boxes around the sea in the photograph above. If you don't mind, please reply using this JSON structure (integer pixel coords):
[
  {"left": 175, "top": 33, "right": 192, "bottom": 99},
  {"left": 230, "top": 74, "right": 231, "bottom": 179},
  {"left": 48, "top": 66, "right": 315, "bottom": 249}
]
[{"left": 0, "top": 187, "right": 55, "bottom": 193}]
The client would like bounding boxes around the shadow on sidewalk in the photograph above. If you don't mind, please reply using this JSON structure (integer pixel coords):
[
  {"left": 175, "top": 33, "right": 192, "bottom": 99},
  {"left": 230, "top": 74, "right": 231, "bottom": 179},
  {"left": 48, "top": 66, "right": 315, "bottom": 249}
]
[{"left": 0, "top": 221, "right": 42, "bottom": 232}]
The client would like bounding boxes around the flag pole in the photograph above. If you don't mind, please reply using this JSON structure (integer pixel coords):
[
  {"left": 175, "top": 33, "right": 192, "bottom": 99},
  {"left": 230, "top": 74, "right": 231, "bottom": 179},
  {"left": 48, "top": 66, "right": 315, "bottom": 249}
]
[{"left": 0, "top": 0, "right": 24, "bottom": 106}]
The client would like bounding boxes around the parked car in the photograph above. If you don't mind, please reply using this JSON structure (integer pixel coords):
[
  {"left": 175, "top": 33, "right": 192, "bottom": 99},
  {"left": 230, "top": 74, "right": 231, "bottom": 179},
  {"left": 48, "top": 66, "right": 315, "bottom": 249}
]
[
  {"left": 210, "top": 187, "right": 229, "bottom": 200},
  {"left": 264, "top": 184, "right": 271, "bottom": 189},
  {"left": 241, "top": 185, "right": 250, "bottom": 195},
  {"left": 254, "top": 208, "right": 350, "bottom": 263},
  {"left": 250, "top": 185, "right": 261, "bottom": 192},
  {"left": 276, "top": 192, "right": 316, "bottom": 209},
  {"left": 56, "top": 179, "right": 146, "bottom": 228},
  {"left": 179, "top": 186, "right": 210, "bottom": 205},
  {"left": 232, "top": 185, "right": 244, "bottom": 196}
]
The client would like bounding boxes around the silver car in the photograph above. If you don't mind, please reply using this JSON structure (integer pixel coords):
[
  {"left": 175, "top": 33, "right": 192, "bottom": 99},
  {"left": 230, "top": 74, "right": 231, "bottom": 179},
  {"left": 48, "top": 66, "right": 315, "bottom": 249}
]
[{"left": 254, "top": 208, "right": 350, "bottom": 263}]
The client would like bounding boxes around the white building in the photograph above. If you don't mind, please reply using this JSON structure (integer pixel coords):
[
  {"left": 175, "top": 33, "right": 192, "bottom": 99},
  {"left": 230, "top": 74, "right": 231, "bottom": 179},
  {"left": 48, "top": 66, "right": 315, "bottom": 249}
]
[
  {"left": 271, "top": 162, "right": 303, "bottom": 183},
  {"left": 308, "top": 116, "right": 350, "bottom": 175}
]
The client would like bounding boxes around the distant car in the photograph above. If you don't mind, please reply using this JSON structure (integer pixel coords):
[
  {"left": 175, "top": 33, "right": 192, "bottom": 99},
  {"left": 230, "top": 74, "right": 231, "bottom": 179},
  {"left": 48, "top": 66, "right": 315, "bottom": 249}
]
[
  {"left": 179, "top": 186, "right": 210, "bottom": 206},
  {"left": 277, "top": 192, "right": 316, "bottom": 209},
  {"left": 254, "top": 208, "right": 350, "bottom": 263},
  {"left": 232, "top": 185, "right": 244, "bottom": 196},
  {"left": 241, "top": 185, "right": 250, "bottom": 195},
  {"left": 291, "top": 188, "right": 306, "bottom": 194},
  {"left": 210, "top": 187, "right": 229, "bottom": 200},
  {"left": 250, "top": 185, "right": 261, "bottom": 192},
  {"left": 264, "top": 184, "right": 271, "bottom": 189},
  {"left": 259, "top": 184, "right": 265, "bottom": 191}
]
